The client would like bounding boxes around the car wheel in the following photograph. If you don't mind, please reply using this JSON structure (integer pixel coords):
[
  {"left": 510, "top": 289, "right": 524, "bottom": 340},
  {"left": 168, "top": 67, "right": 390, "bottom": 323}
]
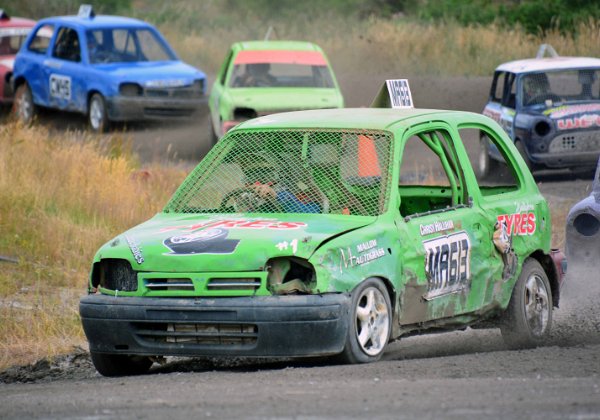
[
  {"left": 476, "top": 134, "right": 498, "bottom": 179},
  {"left": 338, "top": 278, "right": 391, "bottom": 364},
  {"left": 501, "top": 258, "right": 553, "bottom": 349},
  {"left": 88, "top": 93, "right": 109, "bottom": 133},
  {"left": 13, "top": 83, "right": 36, "bottom": 125},
  {"left": 515, "top": 140, "right": 533, "bottom": 172},
  {"left": 90, "top": 352, "right": 153, "bottom": 377}
]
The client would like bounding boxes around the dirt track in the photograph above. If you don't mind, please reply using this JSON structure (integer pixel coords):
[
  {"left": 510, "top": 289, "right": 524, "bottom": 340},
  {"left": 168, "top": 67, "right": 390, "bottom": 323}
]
[{"left": 1, "top": 75, "right": 600, "bottom": 419}]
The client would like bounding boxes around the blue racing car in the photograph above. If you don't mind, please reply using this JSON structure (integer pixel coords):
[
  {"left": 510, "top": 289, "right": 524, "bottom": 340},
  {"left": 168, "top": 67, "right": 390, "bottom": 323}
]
[{"left": 12, "top": 5, "right": 207, "bottom": 132}]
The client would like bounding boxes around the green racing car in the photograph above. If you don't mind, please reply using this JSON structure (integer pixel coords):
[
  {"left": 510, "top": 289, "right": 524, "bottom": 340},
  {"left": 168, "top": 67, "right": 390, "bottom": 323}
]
[
  {"left": 80, "top": 81, "right": 566, "bottom": 376},
  {"left": 208, "top": 40, "right": 344, "bottom": 143}
]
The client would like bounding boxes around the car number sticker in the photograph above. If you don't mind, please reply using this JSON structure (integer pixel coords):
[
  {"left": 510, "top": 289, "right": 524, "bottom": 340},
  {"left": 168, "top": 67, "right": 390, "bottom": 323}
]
[
  {"left": 423, "top": 231, "right": 471, "bottom": 300},
  {"left": 49, "top": 74, "right": 71, "bottom": 100}
]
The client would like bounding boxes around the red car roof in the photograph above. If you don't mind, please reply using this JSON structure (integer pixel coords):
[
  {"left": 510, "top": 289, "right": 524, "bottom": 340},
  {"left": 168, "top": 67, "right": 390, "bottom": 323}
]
[{"left": 234, "top": 50, "right": 327, "bottom": 66}]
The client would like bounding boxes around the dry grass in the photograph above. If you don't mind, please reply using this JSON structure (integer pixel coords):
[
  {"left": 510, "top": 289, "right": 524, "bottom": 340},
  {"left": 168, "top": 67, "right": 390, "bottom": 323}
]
[
  {"left": 143, "top": 3, "right": 600, "bottom": 77},
  {"left": 0, "top": 123, "right": 186, "bottom": 369}
]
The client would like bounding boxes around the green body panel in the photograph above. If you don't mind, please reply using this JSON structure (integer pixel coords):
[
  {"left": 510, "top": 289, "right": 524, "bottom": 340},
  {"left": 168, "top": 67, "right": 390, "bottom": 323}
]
[
  {"left": 209, "top": 40, "right": 344, "bottom": 139},
  {"left": 90, "top": 108, "right": 553, "bottom": 337}
]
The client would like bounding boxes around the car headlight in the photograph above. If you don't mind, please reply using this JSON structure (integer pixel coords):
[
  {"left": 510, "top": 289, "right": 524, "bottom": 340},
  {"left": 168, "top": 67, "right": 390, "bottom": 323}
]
[
  {"left": 119, "top": 83, "right": 143, "bottom": 97},
  {"left": 573, "top": 213, "right": 600, "bottom": 237},
  {"left": 192, "top": 79, "right": 205, "bottom": 96},
  {"left": 534, "top": 120, "right": 551, "bottom": 137}
]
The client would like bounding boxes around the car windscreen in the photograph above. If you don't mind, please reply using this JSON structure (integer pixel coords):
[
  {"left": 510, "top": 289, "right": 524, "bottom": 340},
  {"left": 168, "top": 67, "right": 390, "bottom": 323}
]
[
  {"left": 229, "top": 62, "right": 335, "bottom": 88},
  {"left": 0, "top": 28, "right": 32, "bottom": 55},
  {"left": 164, "top": 129, "right": 392, "bottom": 216},
  {"left": 228, "top": 49, "right": 335, "bottom": 88},
  {"left": 86, "top": 28, "right": 175, "bottom": 64},
  {"left": 521, "top": 69, "right": 600, "bottom": 108}
]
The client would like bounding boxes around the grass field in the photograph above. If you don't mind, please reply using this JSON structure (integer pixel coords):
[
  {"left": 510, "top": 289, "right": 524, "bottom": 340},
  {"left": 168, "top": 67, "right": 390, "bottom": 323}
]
[
  {"left": 137, "top": 2, "right": 600, "bottom": 77},
  {"left": 0, "top": 123, "right": 186, "bottom": 368}
]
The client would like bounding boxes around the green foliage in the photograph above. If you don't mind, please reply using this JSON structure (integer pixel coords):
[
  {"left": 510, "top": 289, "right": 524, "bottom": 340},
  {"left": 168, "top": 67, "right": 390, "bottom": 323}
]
[{"left": 410, "top": 0, "right": 600, "bottom": 34}]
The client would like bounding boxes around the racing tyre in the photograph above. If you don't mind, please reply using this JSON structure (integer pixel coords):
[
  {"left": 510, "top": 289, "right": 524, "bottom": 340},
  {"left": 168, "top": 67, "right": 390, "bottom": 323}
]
[
  {"left": 13, "top": 83, "right": 36, "bottom": 125},
  {"left": 501, "top": 259, "right": 553, "bottom": 349},
  {"left": 90, "top": 352, "right": 153, "bottom": 377},
  {"left": 476, "top": 135, "right": 498, "bottom": 179},
  {"left": 515, "top": 141, "right": 533, "bottom": 172},
  {"left": 88, "top": 93, "right": 109, "bottom": 133},
  {"left": 338, "top": 278, "right": 392, "bottom": 364}
]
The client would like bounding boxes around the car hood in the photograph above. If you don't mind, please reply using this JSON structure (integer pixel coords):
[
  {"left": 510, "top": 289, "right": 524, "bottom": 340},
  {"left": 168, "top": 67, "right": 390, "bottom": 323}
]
[
  {"left": 226, "top": 87, "right": 343, "bottom": 112},
  {"left": 94, "top": 61, "right": 206, "bottom": 86},
  {"left": 96, "top": 213, "right": 374, "bottom": 272}
]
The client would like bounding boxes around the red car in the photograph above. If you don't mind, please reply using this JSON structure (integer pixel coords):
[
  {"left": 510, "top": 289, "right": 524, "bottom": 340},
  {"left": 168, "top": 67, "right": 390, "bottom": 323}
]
[{"left": 0, "top": 10, "right": 35, "bottom": 105}]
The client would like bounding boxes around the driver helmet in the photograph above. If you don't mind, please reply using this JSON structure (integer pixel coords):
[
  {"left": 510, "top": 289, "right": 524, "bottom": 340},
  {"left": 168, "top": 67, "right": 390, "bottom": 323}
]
[
  {"left": 247, "top": 63, "right": 271, "bottom": 77},
  {"left": 523, "top": 73, "right": 550, "bottom": 97}
]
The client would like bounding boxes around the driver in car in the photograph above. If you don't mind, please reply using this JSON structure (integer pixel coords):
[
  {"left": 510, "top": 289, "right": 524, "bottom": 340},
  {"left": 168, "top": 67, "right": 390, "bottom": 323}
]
[
  {"left": 523, "top": 73, "right": 552, "bottom": 105},
  {"left": 237, "top": 156, "right": 323, "bottom": 213}
]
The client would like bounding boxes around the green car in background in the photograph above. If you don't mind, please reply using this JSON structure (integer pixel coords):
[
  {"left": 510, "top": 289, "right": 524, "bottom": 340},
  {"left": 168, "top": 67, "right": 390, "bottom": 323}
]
[
  {"left": 80, "top": 82, "right": 565, "bottom": 376},
  {"left": 208, "top": 40, "right": 344, "bottom": 142}
]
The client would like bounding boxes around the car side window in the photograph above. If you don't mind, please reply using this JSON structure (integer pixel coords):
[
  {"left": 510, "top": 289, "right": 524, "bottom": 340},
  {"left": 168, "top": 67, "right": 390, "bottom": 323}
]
[
  {"left": 490, "top": 71, "right": 505, "bottom": 103},
  {"left": 459, "top": 126, "right": 520, "bottom": 193},
  {"left": 502, "top": 72, "right": 516, "bottom": 108},
  {"left": 52, "top": 27, "right": 81, "bottom": 62},
  {"left": 398, "top": 129, "right": 467, "bottom": 217},
  {"left": 28, "top": 24, "right": 54, "bottom": 54}
]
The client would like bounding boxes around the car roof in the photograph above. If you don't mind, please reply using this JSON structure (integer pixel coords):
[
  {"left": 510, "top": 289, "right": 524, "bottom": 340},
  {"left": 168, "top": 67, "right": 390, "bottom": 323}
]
[
  {"left": 0, "top": 16, "right": 36, "bottom": 28},
  {"left": 232, "top": 40, "right": 323, "bottom": 52},
  {"left": 37, "top": 15, "right": 150, "bottom": 30},
  {"left": 496, "top": 57, "right": 600, "bottom": 74},
  {"left": 236, "top": 108, "right": 484, "bottom": 132}
]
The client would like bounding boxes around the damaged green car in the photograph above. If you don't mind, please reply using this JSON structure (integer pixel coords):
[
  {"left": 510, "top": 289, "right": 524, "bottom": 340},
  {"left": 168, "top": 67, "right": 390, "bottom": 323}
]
[{"left": 80, "top": 87, "right": 566, "bottom": 376}]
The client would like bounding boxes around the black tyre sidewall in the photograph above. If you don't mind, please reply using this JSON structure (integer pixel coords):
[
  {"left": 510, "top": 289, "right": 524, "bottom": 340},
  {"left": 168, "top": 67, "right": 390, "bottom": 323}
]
[
  {"left": 501, "top": 258, "right": 553, "bottom": 349},
  {"left": 339, "top": 278, "right": 392, "bottom": 364},
  {"left": 515, "top": 140, "right": 533, "bottom": 172},
  {"left": 90, "top": 352, "right": 152, "bottom": 377},
  {"left": 476, "top": 135, "right": 491, "bottom": 179}
]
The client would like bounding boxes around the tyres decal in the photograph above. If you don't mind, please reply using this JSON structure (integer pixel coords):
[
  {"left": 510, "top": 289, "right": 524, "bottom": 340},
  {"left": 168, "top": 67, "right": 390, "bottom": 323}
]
[
  {"left": 159, "top": 218, "right": 307, "bottom": 233},
  {"left": 496, "top": 204, "right": 536, "bottom": 236},
  {"left": 423, "top": 231, "right": 471, "bottom": 300}
]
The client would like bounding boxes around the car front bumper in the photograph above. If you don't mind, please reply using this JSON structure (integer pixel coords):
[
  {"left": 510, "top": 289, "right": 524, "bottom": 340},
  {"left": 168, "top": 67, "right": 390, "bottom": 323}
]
[
  {"left": 80, "top": 293, "right": 350, "bottom": 358},
  {"left": 106, "top": 95, "right": 207, "bottom": 121},
  {"left": 530, "top": 151, "right": 599, "bottom": 169}
]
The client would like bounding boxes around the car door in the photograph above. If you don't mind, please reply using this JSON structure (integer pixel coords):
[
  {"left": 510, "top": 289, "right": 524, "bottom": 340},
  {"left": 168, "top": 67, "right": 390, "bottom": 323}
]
[
  {"left": 20, "top": 23, "right": 55, "bottom": 106},
  {"left": 460, "top": 123, "right": 543, "bottom": 307},
  {"left": 44, "top": 25, "right": 87, "bottom": 112},
  {"left": 484, "top": 71, "right": 517, "bottom": 140},
  {"left": 395, "top": 123, "right": 499, "bottom": 325}
]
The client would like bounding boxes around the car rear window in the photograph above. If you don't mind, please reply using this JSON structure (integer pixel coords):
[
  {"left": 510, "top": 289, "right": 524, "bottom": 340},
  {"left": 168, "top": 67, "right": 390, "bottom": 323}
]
[{"left": 165, "top": 129, "right": 393, "bottom": 216}]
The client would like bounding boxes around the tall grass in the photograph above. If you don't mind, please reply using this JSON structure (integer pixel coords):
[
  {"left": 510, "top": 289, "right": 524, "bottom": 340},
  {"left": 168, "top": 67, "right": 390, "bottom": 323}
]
[
  {"left": 0, "top": 123, "right": 186, "bottom": 369},
  {"left": 135, "top": 2, "right": 600, "bottom": 77}
]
